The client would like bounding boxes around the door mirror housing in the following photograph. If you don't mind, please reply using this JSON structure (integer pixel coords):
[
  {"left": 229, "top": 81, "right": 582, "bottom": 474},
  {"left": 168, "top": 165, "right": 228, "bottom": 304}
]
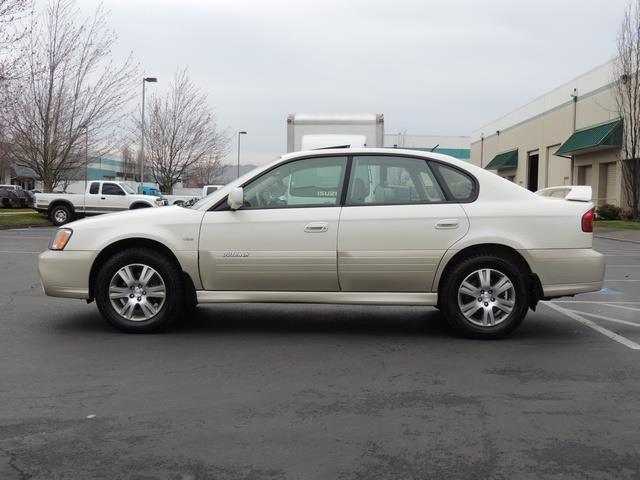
[{"left": 227, "top": 187, "right": 244, "bottom": 210}]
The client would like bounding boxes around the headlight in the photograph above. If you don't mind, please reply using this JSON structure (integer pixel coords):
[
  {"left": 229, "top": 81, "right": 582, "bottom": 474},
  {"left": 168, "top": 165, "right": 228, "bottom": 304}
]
[
  {"left": 50, "top": 228, "right": 73, "bottom": 250},
  {"left": 155, "top": 199, "right": 164, "bottom": 206}
]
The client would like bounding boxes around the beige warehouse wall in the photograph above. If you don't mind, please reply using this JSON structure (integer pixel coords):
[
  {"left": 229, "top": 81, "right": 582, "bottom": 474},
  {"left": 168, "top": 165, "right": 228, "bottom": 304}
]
[
  {"left": 471, "top": 86, "right": 622, "bottom": 203},
  {"left": 545, "top": 144, "right": 571, "bottom": 187}
]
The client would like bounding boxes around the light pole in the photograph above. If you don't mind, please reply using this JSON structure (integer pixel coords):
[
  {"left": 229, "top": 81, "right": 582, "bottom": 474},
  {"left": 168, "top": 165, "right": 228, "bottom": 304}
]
[
  {"left": 237, "top": 131, "right": 247, "bottom": 178},
  {"left": 81, "top": 124, "right": 89, "bottom": 190},
  {"left": 140, "top": 76, "right": 157, "bottom": 193}
]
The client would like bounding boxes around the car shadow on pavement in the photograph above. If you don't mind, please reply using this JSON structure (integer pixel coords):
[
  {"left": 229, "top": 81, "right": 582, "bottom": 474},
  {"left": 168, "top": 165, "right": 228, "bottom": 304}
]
[
  {"left": 51, "top": 303, "right": 581, "bottom": 342},
  {"left": 177, "top": 304, "right": 579, "bottom": 342},
  {"left": 179, "top": 304, "right": 453, "bottom": 338}
]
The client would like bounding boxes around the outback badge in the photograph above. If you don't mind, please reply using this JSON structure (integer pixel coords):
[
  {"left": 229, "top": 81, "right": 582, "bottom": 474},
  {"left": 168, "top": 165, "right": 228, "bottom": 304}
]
[{"left": 223, "top": 251, "right": 250, "bottom": 257}]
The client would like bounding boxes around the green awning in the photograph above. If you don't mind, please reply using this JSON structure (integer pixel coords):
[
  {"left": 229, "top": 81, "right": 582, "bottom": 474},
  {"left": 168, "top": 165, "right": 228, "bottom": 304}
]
[
  {"left": 555, "top": 119, "right": 622, "bottom": 157},
  {"left": 11, "top": 164, "right": 38, "bottom": 178},
  {"left": 485, "top": 149, "right": 518, "bottom": 170}
]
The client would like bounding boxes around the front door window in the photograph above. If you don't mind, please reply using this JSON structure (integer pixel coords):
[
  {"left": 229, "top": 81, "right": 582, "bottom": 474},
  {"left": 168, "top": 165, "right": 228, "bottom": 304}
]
[{"left": 243, "top": 156, "right": 347, "bottom": 209}]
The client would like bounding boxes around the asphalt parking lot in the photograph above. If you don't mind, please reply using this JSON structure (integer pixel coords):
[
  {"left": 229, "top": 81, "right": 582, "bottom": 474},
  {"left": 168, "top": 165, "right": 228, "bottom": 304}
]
[{"left": 1, "top": 227, "right": 640, "bottom": 480}]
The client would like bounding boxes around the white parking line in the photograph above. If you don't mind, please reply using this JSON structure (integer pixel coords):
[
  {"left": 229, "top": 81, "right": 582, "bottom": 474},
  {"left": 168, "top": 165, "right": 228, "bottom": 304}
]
[
  {"left": 553, "top": 301, "right": 640, "bottom": 304},
  {"left": 564, "top": 309, "right": 640, "bottom": 328},
  {"left": 599, "top": 250, "right": 640, "bottom": 252},
  {"left": 1, "top": 228, "right": 53, "bottom": 231},
  {"left": 0, "top": 236, "right": 50, "bottom": 239},
  {"left": 0, "top": 250, "right": 40, "bottom": 254},
  {"left": 601, "top": 303, "right": 640, "bottom": 313},
  {"left": 543, "top": 301, "right": 640, "bottom": 350}
]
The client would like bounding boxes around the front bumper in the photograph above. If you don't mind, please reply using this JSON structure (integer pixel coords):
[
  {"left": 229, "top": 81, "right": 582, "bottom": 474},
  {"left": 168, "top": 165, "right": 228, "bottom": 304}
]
[
  {"left": 520, "top": 248, "right": 605, "bottom": 298},
  {"left": 38, "top": 250, "right": 96, "bottom": 299}
]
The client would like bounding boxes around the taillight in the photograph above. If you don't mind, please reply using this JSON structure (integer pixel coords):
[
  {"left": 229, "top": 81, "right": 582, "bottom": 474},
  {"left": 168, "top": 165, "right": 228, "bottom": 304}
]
[{"left": 582, "top": 208, "right": 595, "bottom": 233}]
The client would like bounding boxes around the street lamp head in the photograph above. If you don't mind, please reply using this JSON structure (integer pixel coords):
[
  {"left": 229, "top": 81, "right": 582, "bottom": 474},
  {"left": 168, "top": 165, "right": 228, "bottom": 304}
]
[
  {"left": 239, "top": 131, "right": 247, "bottom": 135},
  {"left": 144, "top": 77, "right": 158, "bottom": 83}
]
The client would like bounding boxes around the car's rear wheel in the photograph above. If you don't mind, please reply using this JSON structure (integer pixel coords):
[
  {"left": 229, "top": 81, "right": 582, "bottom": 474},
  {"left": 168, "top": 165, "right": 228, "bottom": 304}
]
[
  {"left": 95, "top": 248, "right": 184, "bottom": 332},
  {"left": 440, "top": 254, "right": 530, "bottom": 339},
  {"left": 50, "top": 204, "right": 72, "bottom": 226}
]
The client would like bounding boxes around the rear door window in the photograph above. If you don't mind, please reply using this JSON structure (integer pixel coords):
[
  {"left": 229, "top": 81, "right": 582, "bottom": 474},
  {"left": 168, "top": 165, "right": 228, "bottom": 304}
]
[{"left": 346, "top": 155, "right": 446, "bottom": 205}]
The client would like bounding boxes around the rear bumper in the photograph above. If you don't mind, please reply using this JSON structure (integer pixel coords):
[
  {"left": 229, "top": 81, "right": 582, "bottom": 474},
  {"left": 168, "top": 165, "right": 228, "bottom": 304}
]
[
  {"left": 521, "top": 248, "right": 605, "bottom": 298},
  {"left": 38, "top": 250, "right": 95, "bottom": 299}
]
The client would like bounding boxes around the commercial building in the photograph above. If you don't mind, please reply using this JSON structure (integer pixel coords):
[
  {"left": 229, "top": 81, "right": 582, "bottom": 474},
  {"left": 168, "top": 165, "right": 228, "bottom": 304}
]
[
  {"left": 384, "top": 133, "right": 470, "bottom": 160},
  {"left": 470, "top": 59, "right": 625, "bottom": 206}
]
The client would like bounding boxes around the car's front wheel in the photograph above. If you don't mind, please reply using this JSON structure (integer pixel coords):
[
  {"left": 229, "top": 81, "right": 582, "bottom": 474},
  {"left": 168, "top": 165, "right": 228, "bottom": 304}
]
[
  {"left": 439, "top": 254, "right": 530, "bottom": 339},
  {"left": 94, "top": 248, "right": 184, "bottom": 332}
]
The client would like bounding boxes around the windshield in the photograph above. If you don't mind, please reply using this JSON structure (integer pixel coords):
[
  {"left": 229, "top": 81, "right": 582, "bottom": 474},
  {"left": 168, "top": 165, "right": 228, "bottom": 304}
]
[{"left": 120, "top": 183, "right": 136, "bottom": 194}]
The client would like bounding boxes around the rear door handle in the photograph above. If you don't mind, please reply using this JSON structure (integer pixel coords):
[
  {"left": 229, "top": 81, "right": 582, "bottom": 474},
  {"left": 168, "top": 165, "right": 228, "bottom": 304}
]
[
  {"left": 101, "top": 196, "right": 106, "bottom": 200},
  {"left": 435, "top": 219, "right": 459, "bottom": 229},
  {"left": 305, "top": 222, "right": 329, "bottom": 233}
]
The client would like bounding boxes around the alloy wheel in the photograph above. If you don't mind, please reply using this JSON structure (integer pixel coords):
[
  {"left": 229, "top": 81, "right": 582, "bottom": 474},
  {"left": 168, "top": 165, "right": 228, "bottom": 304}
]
[
  {"left": 108, "top": 263, "right": 166, "bottom": 321},
  {"left": 457, "top": 268, "right": 516, "bottom": 327}
]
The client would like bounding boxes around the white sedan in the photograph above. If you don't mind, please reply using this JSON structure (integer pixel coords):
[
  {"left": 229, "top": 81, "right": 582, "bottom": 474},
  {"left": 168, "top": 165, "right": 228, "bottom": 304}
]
[{"left": 38, "top": 148, "right": 605, "bottom": 338}]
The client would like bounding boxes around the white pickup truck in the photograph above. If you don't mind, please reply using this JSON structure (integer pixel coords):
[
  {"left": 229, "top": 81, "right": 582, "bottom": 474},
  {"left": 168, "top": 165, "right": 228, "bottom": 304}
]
[{"left": 35, "top": 181, "right": 168, "bottom": 226}]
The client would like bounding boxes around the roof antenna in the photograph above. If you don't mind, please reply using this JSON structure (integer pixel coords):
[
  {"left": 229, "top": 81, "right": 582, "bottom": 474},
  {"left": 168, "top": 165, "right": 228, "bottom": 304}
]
[{"left": 430, "top": 144, "right": 440, "bottom": 152}]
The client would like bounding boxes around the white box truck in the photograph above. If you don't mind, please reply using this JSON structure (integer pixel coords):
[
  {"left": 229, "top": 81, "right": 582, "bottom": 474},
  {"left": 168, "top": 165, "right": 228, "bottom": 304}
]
[{"left": 286, "top": 113, "right": 384, "bottom": 152}]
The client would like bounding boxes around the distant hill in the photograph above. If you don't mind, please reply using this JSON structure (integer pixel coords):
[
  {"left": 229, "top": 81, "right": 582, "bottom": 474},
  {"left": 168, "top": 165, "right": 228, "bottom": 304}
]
[{"left": 222, "top": 164, "right": 260, "bottom": 182}]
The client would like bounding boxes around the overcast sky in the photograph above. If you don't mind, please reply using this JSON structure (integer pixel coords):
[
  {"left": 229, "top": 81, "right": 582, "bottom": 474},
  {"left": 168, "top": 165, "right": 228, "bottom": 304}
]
[{"left": 76, "top": 0, "right": 628, "bottom": 165}]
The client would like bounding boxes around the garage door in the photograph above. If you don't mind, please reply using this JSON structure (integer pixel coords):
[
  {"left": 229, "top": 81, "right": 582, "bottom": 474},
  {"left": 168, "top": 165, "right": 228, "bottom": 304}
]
[
  {"left": 579, "top": 165, "right": 593, "bottom": 188},
  {"left": 605, "top": 162, "right": 617, "bottom": 204}
]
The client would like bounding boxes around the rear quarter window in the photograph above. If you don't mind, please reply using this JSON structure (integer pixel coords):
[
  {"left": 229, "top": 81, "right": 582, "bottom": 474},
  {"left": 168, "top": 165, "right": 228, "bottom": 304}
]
[{"left": 432, "top": 163, "right": 477, "bottom": 202}]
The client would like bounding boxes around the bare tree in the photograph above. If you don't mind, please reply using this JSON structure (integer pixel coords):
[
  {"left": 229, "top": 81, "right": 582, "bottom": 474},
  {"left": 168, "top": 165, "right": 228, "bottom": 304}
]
[
  {"left": 120, "top": 143, "right": 137, "bottom": 181},
  {"left": 0, "top": 0, "right": 30, "bottom": 80},
  {"left": 57, "top": 162, "right": 81, "bottom": 192},
  {"left": 190, "top": 153, "right": 227, "bottom": 187},
  {"left": 142, "top": 68, "right": 228, "bottom": 194},
  {"left": 614, "top": 0, "right": 640, "bottom": 219},
  {"left": 1, "top": 0, "right": 137, "bottom": 192},
  {"left": 0, "top": 0, "right": 30, "bottom": 184},
  {"left": 0, "top": 139, "right": 10, "bottom": 183}
]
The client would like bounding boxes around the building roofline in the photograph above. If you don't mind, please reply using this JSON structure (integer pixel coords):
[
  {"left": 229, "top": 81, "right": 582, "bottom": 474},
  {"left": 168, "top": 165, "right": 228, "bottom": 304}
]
[{"left": 471, "top": 56, "right": 618, "bottom": 144}]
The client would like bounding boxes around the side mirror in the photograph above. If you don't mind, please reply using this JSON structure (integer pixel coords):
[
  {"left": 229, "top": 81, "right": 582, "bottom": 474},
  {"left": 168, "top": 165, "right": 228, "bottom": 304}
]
[{"left": 227, "top": 187, "right": 244, "bottom": 210}]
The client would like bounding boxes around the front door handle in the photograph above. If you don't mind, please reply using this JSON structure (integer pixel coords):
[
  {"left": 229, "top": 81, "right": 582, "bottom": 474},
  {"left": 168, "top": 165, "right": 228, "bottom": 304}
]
[
  {"left": 435, "top": 219, "right": 459, "bottom": 229},
  {"left": 101, "top": 196, "right": 106, "bottom": 200},
  {"left": 305, "top": 222, "right": 329, "bottom": 233}
]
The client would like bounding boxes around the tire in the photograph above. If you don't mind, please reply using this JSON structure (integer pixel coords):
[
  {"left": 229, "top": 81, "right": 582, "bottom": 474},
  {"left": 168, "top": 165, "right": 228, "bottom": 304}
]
[
  {"left": 130, "top": 203, "right": 151, "bottom": 210},
  {"left": 50, "top": 204, "right": 72, "bottom": 226},
  {"left": 94, "top": 247, "right": 185, "bottom": 333},
  {"left": 439, "top": 253, "right": 530, "bottom": 339}
]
